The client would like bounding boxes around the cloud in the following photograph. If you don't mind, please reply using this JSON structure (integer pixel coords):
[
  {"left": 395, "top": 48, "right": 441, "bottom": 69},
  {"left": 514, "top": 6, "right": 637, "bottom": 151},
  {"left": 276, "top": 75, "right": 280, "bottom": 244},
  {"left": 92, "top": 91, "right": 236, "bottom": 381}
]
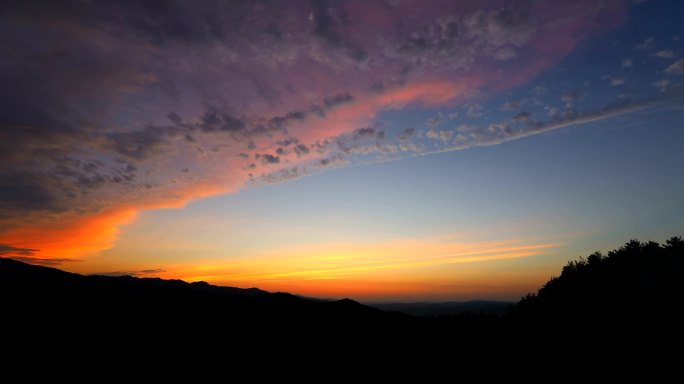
[
  {"left": 198, "top": 108, "right": 247, "bottom": 133},
  {"left": 323, "top": 93, "right": 355, "bottom": 108},
  {"left": 653, "top": 79, "right": 670, "bottom": 92},
  {"left": 493, "top": 47, "right": 517, "bottom": 61},
  {"left": 426, "top": 128, "right": 453, "bottom": 143},
  {"left": 652, "top": 50, "right": 677, "bottom": 59},
  {"left": 634, "top": 37, "right": 655, "bottom": 50},
  {"left": 397, "top": 128, "right": 416, "bottom": 140},
  {"left": 512, "top": 112, "right": 532, "bottom": 123},
  {"left": 665, "top": 59, "right": 684, "bottom": 75},
  {"left": 0, "top": 0, "right": 630, "bottom": 261},
  {"left": 259, "top": 154, "right": 281, "bottom": 165},
  {"left": 0, "top": 244, "right": 38, "bottom": 256},
  {"left": 621, "top": 58, "right": 634, "bottom": 68},
  {"left": 610, "top": 77, "right": 626, "bottom": 86},
  {"left": 561, "top": 90, "right": 580, "bottom": 109},
  {"left": 425, "top": 114, "right": 443, "bottom": 128},
  {"left": 466, "top": 103, "right": 484, "bottom": 118},
  {"left": 501, "top": 100, "right": 525, "bottom": 111},
  {"left": 561, "top": 90, "right": 579, "bottom": 103},
  {"left": 436, "top": 95, "right": 681, "bottom": 153},
  {"left": 93, "top": 268, "right": 166, "bottom": 277},
  {"left": 10, "top": 257, "right": 81, "bottom": 267}
]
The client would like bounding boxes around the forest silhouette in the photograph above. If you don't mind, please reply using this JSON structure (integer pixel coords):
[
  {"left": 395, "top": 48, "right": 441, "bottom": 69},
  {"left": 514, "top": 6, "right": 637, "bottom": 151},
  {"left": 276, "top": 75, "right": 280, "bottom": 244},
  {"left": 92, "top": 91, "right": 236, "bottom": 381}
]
[{"left": 1, "top": 237, "right": 682, "bottom": 383}]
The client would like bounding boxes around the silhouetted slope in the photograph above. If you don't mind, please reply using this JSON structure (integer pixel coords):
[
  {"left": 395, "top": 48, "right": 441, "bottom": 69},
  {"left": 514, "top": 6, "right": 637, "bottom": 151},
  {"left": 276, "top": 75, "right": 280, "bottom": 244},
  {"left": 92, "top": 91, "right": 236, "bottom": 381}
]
[
  {"left": 1, "top": 237, "right": 682, "bottom": 383},
  {"left": 514, "top": 237, "right": 684, "bottom": 316},
  {"left": 0, "top": 257, "right": 267, "bottom": 297},
  {"left": 503, "top": 237, "right": 684, "bottom": 383}
]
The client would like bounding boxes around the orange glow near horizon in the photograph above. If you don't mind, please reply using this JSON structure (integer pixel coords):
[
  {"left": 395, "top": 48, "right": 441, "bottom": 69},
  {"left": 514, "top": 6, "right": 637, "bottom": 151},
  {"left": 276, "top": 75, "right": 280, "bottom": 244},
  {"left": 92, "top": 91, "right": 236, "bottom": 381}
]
[{"left": 167, "top": 238, "right": 560, "bottom": 301}]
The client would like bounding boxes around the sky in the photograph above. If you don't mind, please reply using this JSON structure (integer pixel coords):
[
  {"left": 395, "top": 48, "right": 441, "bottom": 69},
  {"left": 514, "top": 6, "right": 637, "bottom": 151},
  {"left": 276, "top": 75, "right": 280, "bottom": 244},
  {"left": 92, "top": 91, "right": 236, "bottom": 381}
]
[{"left": 1, "top": 0, "right": 683, "bottom": 302}]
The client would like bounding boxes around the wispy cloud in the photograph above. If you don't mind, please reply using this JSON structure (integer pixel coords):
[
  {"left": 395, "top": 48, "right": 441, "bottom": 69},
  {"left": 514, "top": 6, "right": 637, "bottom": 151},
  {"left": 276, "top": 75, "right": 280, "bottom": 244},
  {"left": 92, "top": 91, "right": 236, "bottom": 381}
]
[
  {"left": 92, "top": 268, "right": 166, "bottom": 277},
  {"left": 179, "top": 237, "right": 560, "bottom": 283},
  {"left": 652, "top": 50, "right": 677, "bottom": 59},
  {"left": 0, "top": 244, "right": 38, "bottom": 256},
  {"left": 10, "top": 257, "right": 81, "bottom": 267},
  {"left": 665, "top": 59, "right": 684, "bottom": 75},
  {"left": 635, "top": 37, "right": 656, "bottom": 50}
]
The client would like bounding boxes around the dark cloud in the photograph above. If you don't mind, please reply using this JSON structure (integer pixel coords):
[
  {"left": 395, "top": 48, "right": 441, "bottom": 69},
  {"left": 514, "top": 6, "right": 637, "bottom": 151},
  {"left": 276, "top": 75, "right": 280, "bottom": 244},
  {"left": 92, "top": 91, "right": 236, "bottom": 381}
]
[
  {"left": 398, "top": 128, "right": 416, "bottom": 140},
  {"left": 199, "top": 107, "right": 246, "bottom": 133},
  {"left": 4, "top": 0, "right": 231, "bottom": 47},
  {"left": 0, "top": 244, "right": 38, "bottom": 256},
  {"left": 167, "top": 112, "right": 183, "bottom": 125},
  {"left": 276, "top": 138, "right": 299, "bottom": 147},
  {"left": 260, "top": 154, "right": 281, "bottom": 165},
  {"left": 93, "top": 268, "right": 166, "bottom": 277},
  {"left": 106, "top": 126, "right": 183, "bottom": 159},
  {"left": 311, "top": 0, "right": 368, "bottom": 62},
  {"left": 76, "top": 173, "right": 108, "bottom": 190},
  {"left": 355, "top": 127, "right": 377, "bottom": 138},
  {"left": 323, "top": 92, "right": 354, "bottom": 108},
  {"left": 269, "top": 110, "right": 307, "bottom": 130},
  {"left": 10, "top": 257, "right": 81, "bottom": 267},
  {"left": 0, "top": 172, "right": 70, "bottom": 217},
  {"left": 426, "top": 114, "right": 443, "bottom": 127},
  {"left": 294, "top": 144, "right": 311, "bottom": 157},
  {"left": 254, "top": 153, "right": 347, "bottom": 185},
  {"left": 388, "top": 4, "right": 535, "bottom": 71},
  {"left": 258, "top": 167, "right": 303, "bottom": 183},
  {"left": 512, "top": 112, "right": 532, "bottom": 123}
]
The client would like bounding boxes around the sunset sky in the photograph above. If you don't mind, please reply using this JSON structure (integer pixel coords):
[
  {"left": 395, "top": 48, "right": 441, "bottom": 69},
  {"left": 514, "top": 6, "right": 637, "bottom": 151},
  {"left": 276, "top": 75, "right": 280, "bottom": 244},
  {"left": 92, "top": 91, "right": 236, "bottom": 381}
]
[{"left": 1, "top": 0, "right": 683, "bottom": 302}]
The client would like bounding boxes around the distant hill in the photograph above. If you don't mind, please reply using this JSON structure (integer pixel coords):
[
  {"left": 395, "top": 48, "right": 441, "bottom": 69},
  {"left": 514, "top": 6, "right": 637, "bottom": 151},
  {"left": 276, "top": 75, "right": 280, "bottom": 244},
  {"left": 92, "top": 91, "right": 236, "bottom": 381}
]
[
  {"left": 0, "top": 256, "right": 389, "bottom": 326},
  {"left": 1, "top": 236, "right": 682, "bottom": 383},
  {"left": 1, "top": 256, "right": 268, "bottom": 297}
]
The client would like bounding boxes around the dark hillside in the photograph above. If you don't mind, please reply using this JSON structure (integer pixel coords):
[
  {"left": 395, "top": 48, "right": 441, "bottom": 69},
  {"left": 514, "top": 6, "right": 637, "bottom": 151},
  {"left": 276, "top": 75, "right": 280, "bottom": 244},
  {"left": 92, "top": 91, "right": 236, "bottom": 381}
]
[{"left": 1, "top": 237, "right": 682, "bottom": 383}]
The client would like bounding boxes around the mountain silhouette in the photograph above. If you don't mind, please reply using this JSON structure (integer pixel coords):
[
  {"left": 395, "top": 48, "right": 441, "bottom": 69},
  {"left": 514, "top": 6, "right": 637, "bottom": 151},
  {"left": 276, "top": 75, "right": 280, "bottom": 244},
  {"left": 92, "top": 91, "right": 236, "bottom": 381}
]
[{"left": 1, "top": 237, "right": 682, "bottom": 383}]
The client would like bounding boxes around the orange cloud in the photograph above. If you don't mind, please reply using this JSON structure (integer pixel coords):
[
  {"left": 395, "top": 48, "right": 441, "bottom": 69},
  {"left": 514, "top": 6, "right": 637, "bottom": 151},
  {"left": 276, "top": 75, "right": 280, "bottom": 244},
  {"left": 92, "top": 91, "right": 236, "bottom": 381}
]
[
  {"left": 0, "top": 176, "right": 246, "bottom": 261},
  {"left": 0, "top": 208, "right": 137, "bottom": 259}
]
